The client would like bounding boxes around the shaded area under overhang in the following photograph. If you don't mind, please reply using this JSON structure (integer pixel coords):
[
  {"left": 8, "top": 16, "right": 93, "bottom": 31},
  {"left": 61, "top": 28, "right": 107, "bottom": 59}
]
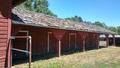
[{"left": 12, "top": 0, "right": 26, "bottom": 7}]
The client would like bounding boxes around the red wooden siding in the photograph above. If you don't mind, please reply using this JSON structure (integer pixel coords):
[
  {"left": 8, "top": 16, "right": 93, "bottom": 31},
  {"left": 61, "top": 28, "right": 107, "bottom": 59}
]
[
  {"left": 12, "top": 24, "right": 100, "bottom": 59},
  {"left": 61, "top": 32, "right": 69, "bottom": 52},
  {"left": 0, "top": 0, "right": 11, "bottom": 67},
  {"left": 49, "top": 33, "right": 57, "bottom": 53},
  {"left": 76, "top": 32, "right": 84, "bottom": 51},
  {"left": 12, "top": 26, "right": 49, "bottom": 58}
]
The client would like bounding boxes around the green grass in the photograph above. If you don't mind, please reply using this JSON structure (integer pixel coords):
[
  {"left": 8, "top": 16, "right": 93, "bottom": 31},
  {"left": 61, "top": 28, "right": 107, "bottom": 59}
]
[{"left": 13, "top": 46, "right": 120, "bottom": 68}]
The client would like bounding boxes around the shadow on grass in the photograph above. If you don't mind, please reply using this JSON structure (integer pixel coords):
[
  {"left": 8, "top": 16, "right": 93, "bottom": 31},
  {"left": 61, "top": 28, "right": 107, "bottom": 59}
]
[{"left": 13, "top": 45, "right": 119, "bottom": 66}]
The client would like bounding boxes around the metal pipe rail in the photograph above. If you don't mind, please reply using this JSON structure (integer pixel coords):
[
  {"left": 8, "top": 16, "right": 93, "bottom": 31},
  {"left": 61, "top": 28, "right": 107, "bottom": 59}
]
[{"left": 10, "top": 36, "right": 32, "bottom": 68}]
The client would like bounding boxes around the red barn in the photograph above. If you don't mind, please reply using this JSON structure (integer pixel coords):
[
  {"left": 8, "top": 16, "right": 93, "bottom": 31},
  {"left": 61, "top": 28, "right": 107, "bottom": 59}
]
[
  {"left": 0, "top": 0, "right": 116, "bottom": 68},
  {"left": 11, "top": 7, "right": 116, "bottom": 65}
]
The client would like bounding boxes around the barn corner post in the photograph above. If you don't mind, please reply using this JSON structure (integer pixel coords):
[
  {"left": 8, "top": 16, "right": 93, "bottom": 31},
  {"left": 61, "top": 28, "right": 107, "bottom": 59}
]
[
  {"left": 105, "top": 34, "right": 109, "bottom": 47},
  {"left": 51, "top": 29, "right": 66, "bottom": 57},
  {"left": 96, "top": 34, "right": 100, "bottom": 49},
  {"left": 8, "top": 0, "right": 12, "bottom": 68},
  {"left": 29, "top": 36, "right": 32, "bottom": 68},
  {"left": 112, "top": 34, "right": 116, "bottom": 46}
]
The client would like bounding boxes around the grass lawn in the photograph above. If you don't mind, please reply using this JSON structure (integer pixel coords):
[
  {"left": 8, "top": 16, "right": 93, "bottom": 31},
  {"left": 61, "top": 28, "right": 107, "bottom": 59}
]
[{"left": 13, "top": 46, "right": 120, "bottom": 68}]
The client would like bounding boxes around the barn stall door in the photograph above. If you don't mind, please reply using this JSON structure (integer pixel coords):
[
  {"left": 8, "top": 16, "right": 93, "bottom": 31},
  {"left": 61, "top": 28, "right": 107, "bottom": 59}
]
[
  {"left": 48, "top": 32, "right": 57, "bottom": 54},
  {"left": 69, "top": 33, "right": 76, "bottom": 50}
]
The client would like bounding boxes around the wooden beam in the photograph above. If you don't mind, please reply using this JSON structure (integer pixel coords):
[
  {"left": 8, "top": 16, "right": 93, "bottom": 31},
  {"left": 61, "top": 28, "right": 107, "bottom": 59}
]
[
  {"left": 105, "top": 34, "right": 109, "bottom": 47},
  {"left": 51, "top": 29, "right": 66, "bottom": 57},
  {"left": 29, "top": 36, "right": 32, "bottom": 68},
  {"left": 112, "top": 35, "right": 116, "bottom": 46},
  {"left": 83, "top": 38, "right": 85, "bottom": 52},
  {"left": 82, "top": 32, "right": 86, "bottom": 52},
  {"left": 58, "top": 40, "right": 61, "bottom": 57},
  {"left": 96, "top": 34, "right": 100, "bottom": 49},
  {"left": 47, "top": 32, "right": 52, "bottom": 53}
]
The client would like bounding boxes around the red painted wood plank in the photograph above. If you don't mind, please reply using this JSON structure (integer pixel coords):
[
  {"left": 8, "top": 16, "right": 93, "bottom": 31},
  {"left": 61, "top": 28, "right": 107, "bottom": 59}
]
[
  {"left": 0, "top": 30, "right": 7, "bottom": 34},
  {"left": 0, "top": 39, "right": 7, "bottom": 43},
  {"left": 0, "top": 55, "right": 6, "bottom": 59},
  {"left": 0, "top": 62, "right": 5, "bottom": 68},
  {"left": 0, "top": 50, "right": 6, "bottom": 56},
  {"left": 0, "top": 43, "right": 7, "bottom": 46},
  {"left": 0, "top": 22, "right": 8, "bottom": 26},
  {"left": 0, "top": 14, "right": 4, "bottom": 18},
  {"left": 0, "top": 57, "right": 5, "bottom": 62},
  {"left": 0, "top": 18, "right": 8, "bottom": 23},
  {"left": 0, "top": 35, "right": 8, "bottom": 39},
  {"left": 0, "top": 27, "right": 8, "bottom": 31},
  {"left": 0, "top": 47, "right": 7, "bottom": 51}
]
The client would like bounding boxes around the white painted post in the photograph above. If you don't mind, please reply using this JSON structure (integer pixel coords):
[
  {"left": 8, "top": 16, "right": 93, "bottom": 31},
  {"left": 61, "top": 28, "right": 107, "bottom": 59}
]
[
  {"left": 47, "top": 32, "right": 52, "bottom": 53},
  {"left": 75, "top": 33, "right": 77, "bottom": 49},
  {"left": 58, "top": 40, "right": 61, "bottom": 57}
]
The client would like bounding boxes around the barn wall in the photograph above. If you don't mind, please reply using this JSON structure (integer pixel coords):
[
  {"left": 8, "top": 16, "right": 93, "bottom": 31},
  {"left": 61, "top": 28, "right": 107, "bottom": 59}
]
[
  {"left": 12, "top": 25, "right": 58, "bottom": 58},
  {"left": 76, "top": 32, "right": 84, "bottom": 50},
  {"left": 61, "top": 31, "right": 69, "bottom": 52},
  {"left": 12, "top": 24, "right": 100, "bottom": 59},
  {"left": 85, "top": 33, "right": 99, "bottom": 50},
  {"left": 0, "top": 0, "right": 11, "bottom": 68}
]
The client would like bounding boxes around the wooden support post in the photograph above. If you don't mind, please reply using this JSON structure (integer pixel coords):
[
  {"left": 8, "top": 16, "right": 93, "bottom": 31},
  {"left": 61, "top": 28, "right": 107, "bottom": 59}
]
[
  {"left": 58, "top": 40, "right": 61, "bottom": 57},
  {"left": 83, "top": 38, "right": 85, "bottom": 52},
  {"left": 8, "top": 38, "right": 12, "bottom": 68},
  {"left": 75, "top": 33, "right": 77, "bottom": 49},
  {"left": 47, "top": 32, "right": 50, "bottom": 53},
  {"left": 47, "top": 32, "right": 52, "bottom": 53},
  {"left": 96, "top": 34, "right": 100, "bottom": 49},
  {"left": 29, "top": 36, "right": 32, "bottom": 68},
  {"left": 105, "top": 34, "right": 109, "bottom": 47},
  {"left": 51, "top": 29, "right": 66, "bottom": 57},
  {"left": 82, "top": 33, "right": 86, "bottom": 52},
  {"left": 112, "top": 34, "right": 116, "bottom": 46}
]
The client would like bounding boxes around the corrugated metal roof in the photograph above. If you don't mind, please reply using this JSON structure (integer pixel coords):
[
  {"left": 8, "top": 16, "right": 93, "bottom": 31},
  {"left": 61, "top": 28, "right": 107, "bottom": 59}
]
[{"left": 12, "top": 7, "right": 116, "bottom": 34}]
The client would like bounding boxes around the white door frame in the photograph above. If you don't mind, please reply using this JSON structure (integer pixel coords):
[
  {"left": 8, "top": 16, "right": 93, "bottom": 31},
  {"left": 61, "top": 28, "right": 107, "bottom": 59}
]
[{"left": 47, "top": 32, "right": 52, "bottom": 53}]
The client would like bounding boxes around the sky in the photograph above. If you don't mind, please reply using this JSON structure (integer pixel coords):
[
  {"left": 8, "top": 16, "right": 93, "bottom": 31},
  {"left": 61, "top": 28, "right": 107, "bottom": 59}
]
[{"left": 48, "top": 0, "right": 120, "bottom": 27}]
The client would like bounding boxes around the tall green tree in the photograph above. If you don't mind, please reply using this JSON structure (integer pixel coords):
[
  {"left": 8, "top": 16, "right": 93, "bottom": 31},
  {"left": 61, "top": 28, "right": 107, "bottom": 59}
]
[
  {"left": 108, "top": 26, "right": 117, "bottom": 33},
  {"left": 93, "top": 21, "right": 108, "bottom": 28},
  {"left": 117, "top": 26, "right": 120, "bottom": 35},
  {"left": 65, "top": 16, "right": 83, "bottom": 22},
  {"left": 23, "top": 0, "right": 57, "bottom": 16}
]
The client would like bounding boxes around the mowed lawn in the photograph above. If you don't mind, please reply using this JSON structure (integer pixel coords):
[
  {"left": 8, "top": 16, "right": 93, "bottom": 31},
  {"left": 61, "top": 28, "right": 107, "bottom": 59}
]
[{"left": 13, "top": 46, "right": 120, "bottom": 68}]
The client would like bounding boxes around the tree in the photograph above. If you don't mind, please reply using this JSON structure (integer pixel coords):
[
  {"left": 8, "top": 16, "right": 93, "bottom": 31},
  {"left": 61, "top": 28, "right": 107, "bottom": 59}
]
[
  {"left": 93, "top": 21, "right": 107, "bottom": 28},
  {"left": 65, "top": 16, "right": 83, "bottom": 22},
  {"left": 108, "top": 26, "right": 117, "bottom": 32},
  {"left": 23, "top": 0, "right": 57, "bottom": 16},
  {"left": 117, "top": 26, "right": 120, "bottom": 35}
]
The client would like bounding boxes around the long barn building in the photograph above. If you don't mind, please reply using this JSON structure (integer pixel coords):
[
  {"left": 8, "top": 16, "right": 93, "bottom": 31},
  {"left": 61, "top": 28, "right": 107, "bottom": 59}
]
[{"left": 0, "top": 0, "right": 116, "bottom": 68}]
